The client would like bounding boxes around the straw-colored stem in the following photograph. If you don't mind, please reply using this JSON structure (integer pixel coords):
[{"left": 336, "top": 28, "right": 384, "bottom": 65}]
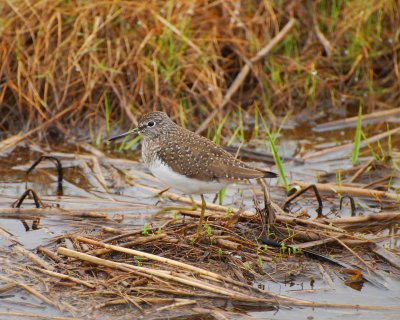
[{"left": 196, "top": 194, "right": 206, "bottom": 238}]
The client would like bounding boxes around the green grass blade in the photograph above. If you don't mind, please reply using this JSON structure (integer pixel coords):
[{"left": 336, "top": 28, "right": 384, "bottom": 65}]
[
  {"left": 258, "top": 108, "right": 289, "bottom": 192},
  {"left": 213, "top": 111, "right": 230, "bottom": 146},
  {"left": 104, "top": 92, "right": 111, "bottom": 134},
  {"left": 351, "top": 102, "right": 363, "bottom": 165}
]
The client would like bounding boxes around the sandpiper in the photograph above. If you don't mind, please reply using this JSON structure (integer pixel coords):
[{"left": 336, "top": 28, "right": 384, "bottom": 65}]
[{"left": 109, "top": 111, "right": 277, "bottom": 237}]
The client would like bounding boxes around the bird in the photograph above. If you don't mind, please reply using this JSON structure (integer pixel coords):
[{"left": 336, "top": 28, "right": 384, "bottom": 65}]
[{"left": 109, "top": 111, "right": 277, "bottom": 238}]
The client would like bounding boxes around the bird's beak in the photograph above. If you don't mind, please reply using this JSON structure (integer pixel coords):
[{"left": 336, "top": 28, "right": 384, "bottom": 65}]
[{"left": 108, "top": 128, "right": 139, "bottom": 141}]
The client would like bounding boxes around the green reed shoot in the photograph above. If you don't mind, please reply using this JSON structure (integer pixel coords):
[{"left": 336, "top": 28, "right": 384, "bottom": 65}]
[
  {"left": 336, "top": 169, "right": 342, "bottom": 198},
  {"left": 90, "top": 127, "right": 103, "bottom": 148},
  {"left": 286, "top": 224, "right": 293, "bottom": 238},
  {"left": 280, "top": 242, "right": 287, "bottom": 256},
  {"left": 387, "top": 123, "right": 393, "bottom": 162},
  {"left": 205, "top": 224, "right": 212, "bottom": 237},
  {"left": 225, "top": 206, "right": 232, "bottom": 219},
  {"left": 121, "top": 134, "right": 142, "bottom": 151},
  {"left": 376, "top": 139, "right": 385, "bottom": 159},
  {"left": 103, "top": 92, "right": 111, "bottom": 133},
  {"left": 213, "top": 112, "right": 230, "bottom": 146},
  {"left": 257, "top": 256, "right": 263, "bottom": 269},
  {"left": 218, "top": 186, "right": 227, "bottom": 205},
  {"left": 178, "top": 101, "right": 186, "bottom": 128},
  {"left": 258, "top": 109, "right": 290, "bottom": 192},
  {"left": 134, "top": 256, "right": 142, "bottom": 267},
  {"left": 142, "top": 223, "right": 149, "bottom": 236},
  {"left": 351, "top": 102, "right": 363, "bottom": 165},
  {"left": 361, "top": 131, "right": 379, "bottom": 160},
  {"left": 227, "top": 107, "right": 245, "bottom": 146},
  {"left": 253, "top": 107, "right": 259, "bottom": 138}
]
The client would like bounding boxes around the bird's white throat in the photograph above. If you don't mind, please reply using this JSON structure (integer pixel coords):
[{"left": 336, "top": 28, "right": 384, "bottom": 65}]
[{"left": 148, "top": 158, "right": 227, "bottom": 195}]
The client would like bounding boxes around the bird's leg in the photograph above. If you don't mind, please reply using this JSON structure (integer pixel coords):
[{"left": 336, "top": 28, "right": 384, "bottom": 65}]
[
  {"left": 153, "top": 195, "right": 197, "bottom": 216},
  {"left": 196, "top": 194, "right": 206, "bottom": 238},
  {"left": 154, "top": 187, "right": 170, "bottom": 205}
]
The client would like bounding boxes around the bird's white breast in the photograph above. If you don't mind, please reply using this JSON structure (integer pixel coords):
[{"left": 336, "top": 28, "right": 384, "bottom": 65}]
[{"left": 148, "top": 158, "right": 227, "bottom": 195}]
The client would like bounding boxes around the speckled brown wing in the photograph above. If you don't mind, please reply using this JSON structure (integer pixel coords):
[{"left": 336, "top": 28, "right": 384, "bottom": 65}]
[{"left": 157, "top": 127, "right": 277, "bottom": 182}]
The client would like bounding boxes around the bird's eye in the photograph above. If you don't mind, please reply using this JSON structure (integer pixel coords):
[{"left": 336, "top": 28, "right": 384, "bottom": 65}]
[{"left": 147, "top": 121, "right": 155, "bottom": 127}]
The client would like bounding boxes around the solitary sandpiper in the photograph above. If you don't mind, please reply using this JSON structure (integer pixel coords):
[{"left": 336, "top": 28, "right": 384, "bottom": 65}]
[{"left": 109, "top": 112, "right": 277, "bottom": 237}]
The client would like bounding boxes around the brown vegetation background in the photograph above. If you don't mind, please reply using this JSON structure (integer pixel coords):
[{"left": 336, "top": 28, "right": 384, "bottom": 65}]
[{"left": 0, "top": 0, "right": 399, "bottom": 135}]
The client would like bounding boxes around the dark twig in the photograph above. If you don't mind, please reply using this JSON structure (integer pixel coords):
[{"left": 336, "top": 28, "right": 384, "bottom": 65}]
[
  {"left": 284, "top": 184, "right": 323, "bottom": 216},
  {"left": 339, "top": 196, "right": 357, "bottom": 217},
  {"left": 11, "top": 188, "right": 46, "bottom": 231},
  {"left": 25, "top": 155, "right": 63, "bottom": 194},
  {"left": 12, "top": 189, "right": 46, "bottom": 209}
]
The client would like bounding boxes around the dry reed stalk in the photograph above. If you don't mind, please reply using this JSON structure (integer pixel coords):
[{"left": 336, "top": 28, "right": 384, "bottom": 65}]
[
  {"left": 0, "top": 133, "right": 24, "bottom": 155},
  {"left": 318, "top": 264, "right": 335, "bottom": 289},
  {"left": 73, "top": 236, "right": 248, "bottom": 287},
  {"left": 0, "top": 312, "right": 79, "bottom": 320},
  {"left": 0, "top": 275, "right": 59, "bottom": 309},
  {"left": 214, "top": 238, "right": 243, "bottom": 250},
  {"left": 155, "top": 298, "right": 197, "bottom": 311},
  {"left": 363, "top": 176, "right": 393, "bottom": 189},
  {"left": 294, "top": 237, "right": 372, "bottom": 250},
  {"left": 29, "top": 266, "right": 95, "bottom": 289},
  {"left": 36, "top": 246, "right": 61, "bottom": 263},
  {"left": 274, "top": 296, "right": 400, "bottom": 311},
  {"left": 56, "top": 247, "right": 271, "bottom": 303},
  {"left": 89, "top": 156, "right": 110, "bottom": 193},
  {"left": 0, "top": 283, "right": 17, "bottom": 294},
  {"left": 327, "top": 211, "right": 400, "bottom": 226},
  {"left": 132, "top": 286, "right": 221, "bottom": 298},
  {"left": 292, "top": 181, "right": 400, "bottom": 201},
  {"left": 155, "top": 14, "right": 202, "bottom": 55},
  {"left": 77, "top": 158, "right": 110, "bottom": 195},
  {"left": 94, "top": 297, "right": 195, "bottom": 309},
  {"left": 90, "top": 233, "right": 167, "bottom": 256},
  {"left": 294, "top": 238, "right": 336, "bottom": 250},
  {"left": 0, "top": 213, "right": 42, "bottom": 220},
  {"left": 315, "top": 107, "right": 400, "bottom": 131},
  {"left": 0, "top": 208, "right": 108, "bottom": 218},
  {"left": 303, "top": 126, "right": 400, "bottom": 161},
  {"left": 370, "top": 243, "right": 400, "bottom": 270},
  {"left": 350, "top": 159, "right": 375, "bottom": 182},
  {"left": 331, "top": 237, "right": 374, "bottom": 272},
  {"left": 117, "top": 292, "right": 144, "bottom": 313}
]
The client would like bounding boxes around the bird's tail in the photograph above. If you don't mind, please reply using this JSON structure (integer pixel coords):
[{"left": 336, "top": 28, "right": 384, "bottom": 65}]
[{"left": 261, "top": 170, "right": 278, "bottom": 178}]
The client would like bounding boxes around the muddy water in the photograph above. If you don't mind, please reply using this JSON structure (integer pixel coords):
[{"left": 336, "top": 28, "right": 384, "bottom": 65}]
[{"left": 0, "top": 118, "right": 399, "bottom": 319}]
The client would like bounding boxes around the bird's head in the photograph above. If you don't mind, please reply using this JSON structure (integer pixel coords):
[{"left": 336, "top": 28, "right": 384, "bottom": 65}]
[{"left": 109, "top": 111, "right": 176, "bottom": 141}]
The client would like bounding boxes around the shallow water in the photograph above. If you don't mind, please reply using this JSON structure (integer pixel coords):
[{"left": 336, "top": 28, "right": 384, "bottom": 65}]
[{"left": 0, "top": 118, "right": 399, "bottom": 319}]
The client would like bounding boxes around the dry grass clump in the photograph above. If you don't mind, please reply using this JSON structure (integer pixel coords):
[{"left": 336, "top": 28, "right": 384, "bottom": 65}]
[{"left": 0, "top": 0, "right": 399, "bottom": 137}]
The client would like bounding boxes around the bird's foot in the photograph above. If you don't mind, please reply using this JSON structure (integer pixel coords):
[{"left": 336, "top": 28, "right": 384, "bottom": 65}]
[{"left": 153, "top": 196, "right": 198, "bottom": 216}]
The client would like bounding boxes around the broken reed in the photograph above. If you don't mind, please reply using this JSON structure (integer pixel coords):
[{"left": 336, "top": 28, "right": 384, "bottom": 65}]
[{"left": 0, "top": 0, "right": 398, "bottom": 138}]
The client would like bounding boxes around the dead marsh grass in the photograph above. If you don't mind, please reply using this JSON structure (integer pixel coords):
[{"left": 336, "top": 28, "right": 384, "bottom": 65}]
[{"left": 0, "top": 0, "right": 399, "bottom": 138}]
